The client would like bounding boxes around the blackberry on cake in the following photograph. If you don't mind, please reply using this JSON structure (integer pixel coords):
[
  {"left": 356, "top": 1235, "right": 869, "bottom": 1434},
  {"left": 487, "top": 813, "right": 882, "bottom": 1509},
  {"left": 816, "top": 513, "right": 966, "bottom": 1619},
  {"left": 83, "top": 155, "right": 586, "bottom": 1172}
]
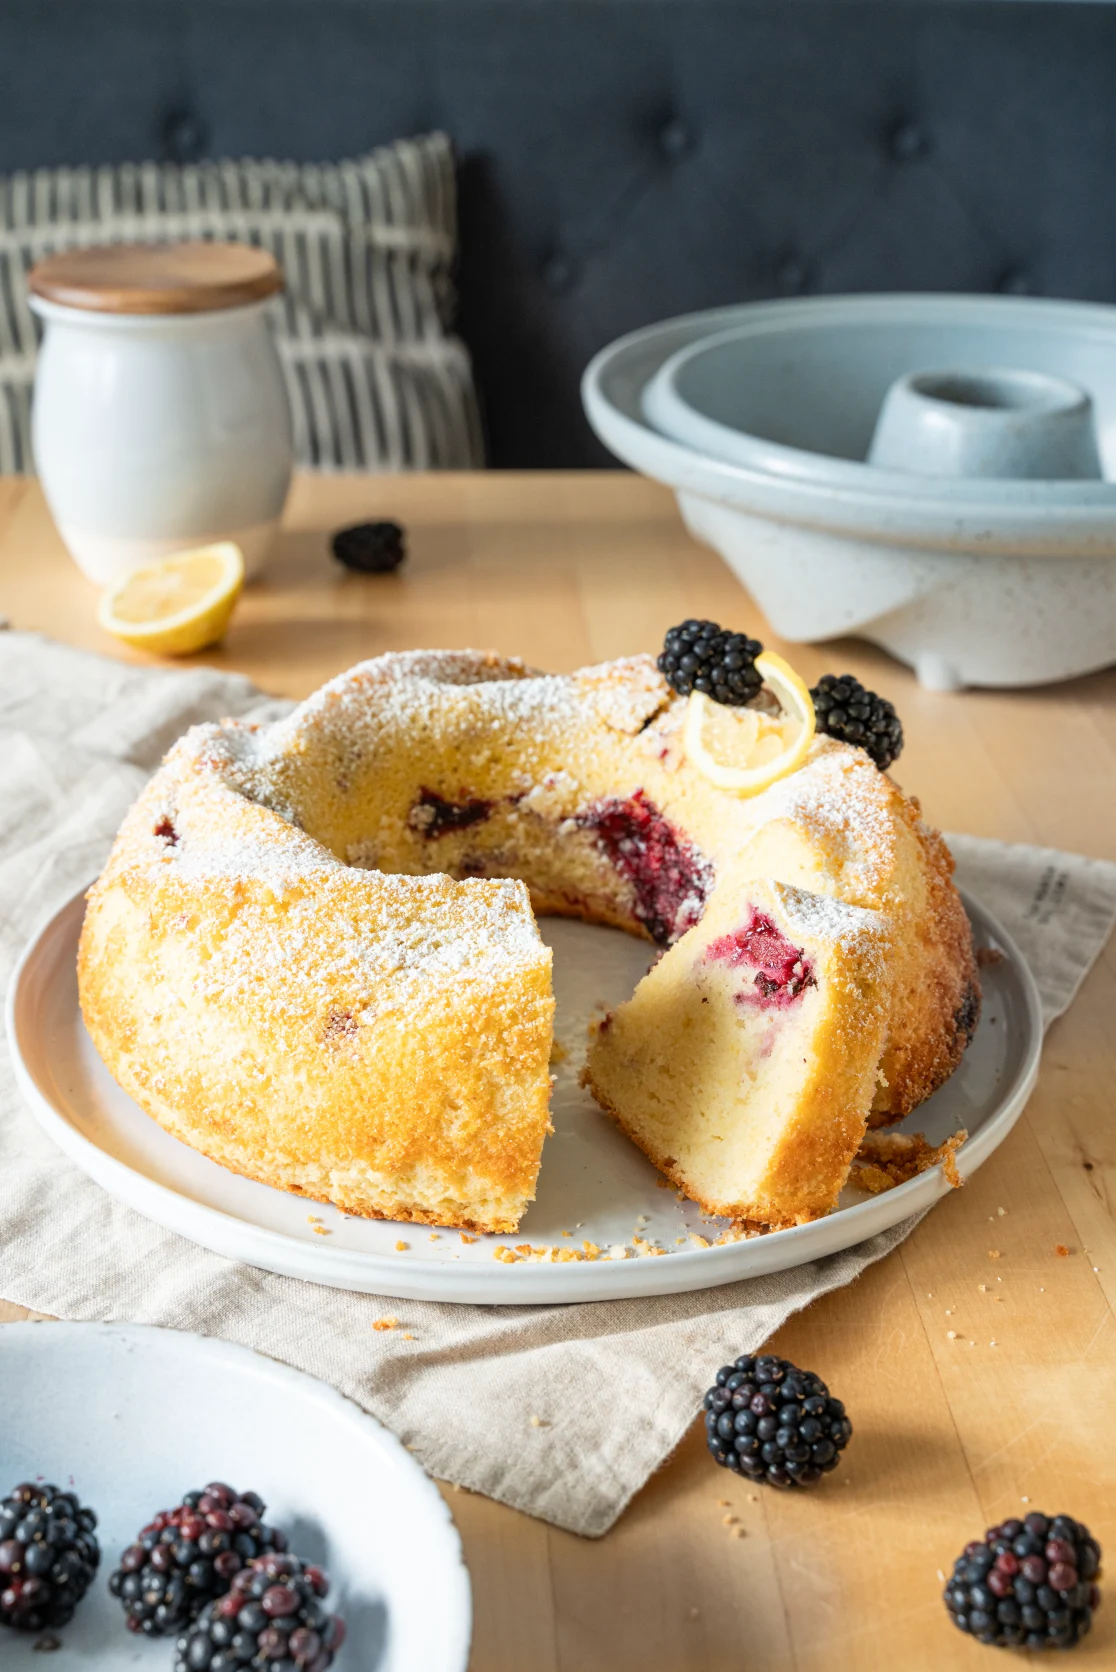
[
  {"left": 944, "top": 1513, "right": 1101, "bottom": 1650},
  {"left": 331, "top": 519, "right": 406, "bottom": 573},
  {"left": 174, "top": 1551, "right": 346, "bottom": 1672},
  {"left": 810, "top": 674, "right": 904, "bottom": 771},
  {"left": 703, "top": 1354, "right": 852, "bottom": 1487},
  {"left": 109, "top": 1482, "right": 287, "bottom": 1637},
  {"left": 658, "top": 619, "right": 764, "bottom": 705},
  {"left": 0, "top": 1481, "right": 100, "bottom": 1631}
]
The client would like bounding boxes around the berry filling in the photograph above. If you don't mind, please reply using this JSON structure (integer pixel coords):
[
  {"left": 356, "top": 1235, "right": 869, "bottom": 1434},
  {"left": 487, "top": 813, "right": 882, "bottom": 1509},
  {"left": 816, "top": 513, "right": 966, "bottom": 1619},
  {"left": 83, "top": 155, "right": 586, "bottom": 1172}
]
[
  {"left": 408, "top": 787, "right": 494, "bottom": 838},
  {"left": 576, "top": 789, "right": 713, "bottom": 945},
  {"left": 704, "top": 908, "right": 816, "bottom": 1008},
  {"left": 154, "top": 816, "right": 179, "bottom": 846}
]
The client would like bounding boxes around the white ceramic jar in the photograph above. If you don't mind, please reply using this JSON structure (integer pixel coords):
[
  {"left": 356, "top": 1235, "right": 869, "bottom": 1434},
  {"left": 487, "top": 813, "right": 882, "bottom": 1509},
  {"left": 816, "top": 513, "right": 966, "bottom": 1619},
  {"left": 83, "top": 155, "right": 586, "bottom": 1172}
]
[{"left": 29, "top": 242, "right": 294, "bottom": 584}]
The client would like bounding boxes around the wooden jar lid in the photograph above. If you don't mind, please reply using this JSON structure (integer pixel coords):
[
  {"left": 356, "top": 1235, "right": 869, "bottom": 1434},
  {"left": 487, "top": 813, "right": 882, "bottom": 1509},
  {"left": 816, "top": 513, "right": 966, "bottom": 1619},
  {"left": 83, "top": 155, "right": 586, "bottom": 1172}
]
[{"left": 28, "top": 241, "right": 283, "bottom": 315}]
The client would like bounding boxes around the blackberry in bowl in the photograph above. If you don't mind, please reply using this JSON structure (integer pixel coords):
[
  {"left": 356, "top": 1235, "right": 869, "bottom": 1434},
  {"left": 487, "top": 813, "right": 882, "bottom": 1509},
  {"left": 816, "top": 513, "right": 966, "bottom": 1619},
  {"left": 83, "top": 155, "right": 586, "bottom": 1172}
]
[
  {"left": 703, "top": 1353, "right": 852, "bottom": 1487},
  {"left": 175, "top": 1551, "right": 346, "bottom": 1671},
  {"left": 0, "top": 1480, "right": 100, "bottom": 1631},
  {"left": 944, "top": 1513, "right": 1102, "bottom": 1650},
  {"left": 109, "top": 1481, "right": 287, "bottom": 1637}
]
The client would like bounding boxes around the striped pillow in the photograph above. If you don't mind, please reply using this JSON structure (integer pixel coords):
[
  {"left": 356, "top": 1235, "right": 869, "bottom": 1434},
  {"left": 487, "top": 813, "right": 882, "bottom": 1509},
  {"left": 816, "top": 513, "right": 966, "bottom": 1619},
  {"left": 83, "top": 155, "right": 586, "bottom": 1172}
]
[{"left": 0, "top": 133, "right": 484, "bottom": 474}]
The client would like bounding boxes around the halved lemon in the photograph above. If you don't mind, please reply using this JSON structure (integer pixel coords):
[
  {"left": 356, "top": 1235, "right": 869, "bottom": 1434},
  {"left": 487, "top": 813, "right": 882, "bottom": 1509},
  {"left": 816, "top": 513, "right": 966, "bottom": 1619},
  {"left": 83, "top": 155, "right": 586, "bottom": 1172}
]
[
  {"left": 682, "top": 650, "right": 816, "bottom": 794},
  {"left": 98, "top": 542, "right": 245, "bottom": 656}
]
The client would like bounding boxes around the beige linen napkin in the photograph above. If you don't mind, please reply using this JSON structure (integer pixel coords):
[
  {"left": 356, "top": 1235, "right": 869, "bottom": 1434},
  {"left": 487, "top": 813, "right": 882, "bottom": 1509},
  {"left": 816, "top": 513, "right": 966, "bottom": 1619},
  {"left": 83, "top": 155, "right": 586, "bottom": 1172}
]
[{"left": 2, "top": 632, "right": 1114, "bottom": 1537}]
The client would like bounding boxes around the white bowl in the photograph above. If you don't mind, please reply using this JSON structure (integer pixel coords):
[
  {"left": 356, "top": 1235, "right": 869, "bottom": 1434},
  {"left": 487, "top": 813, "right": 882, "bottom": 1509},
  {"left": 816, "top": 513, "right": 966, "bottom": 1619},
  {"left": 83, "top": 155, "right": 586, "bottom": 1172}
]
[
  {"left": 0, "top": 1322, "right": 471, "bottom": 1671},
  {"left": 586, "top": 294, "right": 1116, "bottom": 689}
]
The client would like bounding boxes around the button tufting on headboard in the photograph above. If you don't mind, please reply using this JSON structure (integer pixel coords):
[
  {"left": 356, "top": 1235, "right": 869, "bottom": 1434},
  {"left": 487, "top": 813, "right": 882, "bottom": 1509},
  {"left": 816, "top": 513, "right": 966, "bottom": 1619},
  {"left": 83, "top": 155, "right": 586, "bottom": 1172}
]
[
  {"left": 161, "top": 110, "right": 208, "bottom": 165},
  {"left": 997, "top": 269, "right": 1034, "bottom": 297},
  {"left": 657, "top": 118, "right": 692, "bottom": 162},
  {"left": 541, "top": 253, "right": 577, "bottom": 295},
  {"left": 888, "top": 120, "right": 931, "bottom": 164}
]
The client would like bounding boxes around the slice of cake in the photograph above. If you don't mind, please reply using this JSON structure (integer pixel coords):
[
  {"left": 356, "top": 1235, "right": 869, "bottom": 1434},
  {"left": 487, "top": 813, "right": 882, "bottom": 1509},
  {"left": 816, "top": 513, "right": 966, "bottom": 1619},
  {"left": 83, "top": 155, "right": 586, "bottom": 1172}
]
[{"left": 583, "top": 878, "right": 893, "bottom": 1228}]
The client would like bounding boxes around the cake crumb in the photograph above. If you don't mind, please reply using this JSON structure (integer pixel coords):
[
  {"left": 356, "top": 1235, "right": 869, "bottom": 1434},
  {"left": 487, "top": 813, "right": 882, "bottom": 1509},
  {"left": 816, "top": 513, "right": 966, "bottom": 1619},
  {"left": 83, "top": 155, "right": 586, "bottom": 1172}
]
[
  {"left": 307, "top": 1215, "right": 323, "bottom": 1224},
  {"left": 733, "top": 1526, "right": 747, "bottom": 1539},
  {"left": 1021, "top": 1496, "right": 1030, "bottom": 1504},
  {"left": 493, "top": 1246, "right": 519, "bottom": 1263},
  {"left": 549, "top": 1038, "right": 568, "bottom": 1065},
  {"left": 529, "top": 1414, "right": 549, "bottom": 1428},
  {"left": 717, "top": 1497, "right": 731, "bottom": 1507},
  {"left": 372, "top": 1316, "right": 398, "bottom": 1331},
  {"left": 311, "top": 1225, "right": 331, "bottom": 1236},
  {"left": 988, "top": 1250, "right": 1002, "bottom": 1260},
  {"left": 997, "top": 1206, "right": 1007, "bottom": 1217},
  {"left": 460, "top": 1232, "right": 479, "bottom": 1245},
  {"left": 608, "top": 1244, "right": 629, "bottom": 1260},
  {"left": 978, "top": 1284, "right": 987, "bottom": 1292},
  {"left": 851, "top": 1128, "right": 967, "bottom": 1194},
  {"left": 947, "top": 1330, "right": 958, "bottom": 1339},
  {"left": 1055, "top": 1244, "right": 1070, "bottom": 1257},
  {"left": 977, "top": 946, "right": 1005, "bottom": 968},
  {"left": 395, "top": 1240, "right": 409, "bottom": 1251},
  {"left": 582, "top": 1240, "right": 601, "bottom": 1260},
  {"left": 428, "top": 1233, "right": 440, "bottom": 1242},
  {"left": 722, "top": 1514, "right": 738, "bottom": 1526},
  {"left": 656, "top": 1178, "right": 671, "bottom": 1188},
  {"left": 689, "top": 1233, "right": 711, "bottom": 1249},
  {"left": 748, "top": 1494, "right": 758, "bottom": 1502},
  {"left": 402, "top": 1333, "right": 414, "bottom": 1340},
  {"left": 561, "top": 1229, "right": 572, "bottom": 1238}
]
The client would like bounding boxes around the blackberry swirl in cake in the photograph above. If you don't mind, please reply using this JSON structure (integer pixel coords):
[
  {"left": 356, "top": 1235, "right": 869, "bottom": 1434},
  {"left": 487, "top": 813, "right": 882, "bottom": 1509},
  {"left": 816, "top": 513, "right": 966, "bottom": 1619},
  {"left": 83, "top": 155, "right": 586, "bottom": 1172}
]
[{"left": 78, "top": 649, "right": 977, "bottom": 1234}]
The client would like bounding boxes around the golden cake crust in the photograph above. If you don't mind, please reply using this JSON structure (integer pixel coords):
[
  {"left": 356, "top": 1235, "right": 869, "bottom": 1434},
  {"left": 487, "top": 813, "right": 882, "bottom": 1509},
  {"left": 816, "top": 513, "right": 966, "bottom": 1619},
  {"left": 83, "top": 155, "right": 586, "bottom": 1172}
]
[{"left": 79, "top": 648, "right": 978, "bottom": 1232}]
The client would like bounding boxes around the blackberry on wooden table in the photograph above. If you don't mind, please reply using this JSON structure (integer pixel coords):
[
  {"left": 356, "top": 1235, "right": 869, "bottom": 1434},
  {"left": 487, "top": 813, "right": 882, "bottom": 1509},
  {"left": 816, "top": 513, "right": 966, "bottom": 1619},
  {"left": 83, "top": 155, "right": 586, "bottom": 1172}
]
[
  {"left": 810, "top": 673, "right": 904, "bottom": 771},
  {"left": 174, "top": 1551, "right": 346, "bottom": 1672},
  {"left": 658, "top": 619, "right": 764, "bottom": 705},
  {"left": 944, "top": 1513, "right": 1102, "bottom": 1650},
  {"left": 702, "top": 1353, "right": 852, "bottom": 1487},
  {"left": 331, "top": 520, "right": 406, "bottom": 573},
  {"left": 0, "top": 1480, "right": 100, "bottom": 1632},
  {"left": 109, "top": 1482, "right": 287, "bottom": 1637}
]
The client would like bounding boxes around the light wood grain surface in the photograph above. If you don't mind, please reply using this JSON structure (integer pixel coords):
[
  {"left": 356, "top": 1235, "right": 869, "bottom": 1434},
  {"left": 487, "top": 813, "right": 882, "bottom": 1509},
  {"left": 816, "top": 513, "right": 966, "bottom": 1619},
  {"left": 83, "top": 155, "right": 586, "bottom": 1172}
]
[{"left": 2, "top": 473, "right": 1115, "bottom": 1671}]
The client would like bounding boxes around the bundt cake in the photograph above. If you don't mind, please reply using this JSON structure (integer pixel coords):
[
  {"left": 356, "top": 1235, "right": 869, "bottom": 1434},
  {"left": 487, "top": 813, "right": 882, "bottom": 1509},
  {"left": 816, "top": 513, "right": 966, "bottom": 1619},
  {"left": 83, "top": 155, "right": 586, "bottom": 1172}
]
[{"left": 78, "top": 648, "right": 979, "bottom": 1234}]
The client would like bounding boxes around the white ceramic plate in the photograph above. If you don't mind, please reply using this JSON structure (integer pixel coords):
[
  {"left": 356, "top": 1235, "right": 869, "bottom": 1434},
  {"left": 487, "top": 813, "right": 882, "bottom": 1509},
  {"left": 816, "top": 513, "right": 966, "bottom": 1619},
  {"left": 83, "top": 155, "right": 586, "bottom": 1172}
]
[
  {"left": 7, "top": 885, "right": 1042, "bottom": 1304},
  {"left": 0, "top": 1321, "right": 470, "bottom": 1671}
]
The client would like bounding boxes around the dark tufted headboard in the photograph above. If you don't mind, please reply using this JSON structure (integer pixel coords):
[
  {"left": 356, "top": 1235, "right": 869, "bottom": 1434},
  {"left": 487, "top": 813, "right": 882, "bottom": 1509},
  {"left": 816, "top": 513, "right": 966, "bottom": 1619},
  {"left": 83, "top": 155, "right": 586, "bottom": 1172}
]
[{"left": 3, "top": 0, "right": 1116, "bottom": 467}]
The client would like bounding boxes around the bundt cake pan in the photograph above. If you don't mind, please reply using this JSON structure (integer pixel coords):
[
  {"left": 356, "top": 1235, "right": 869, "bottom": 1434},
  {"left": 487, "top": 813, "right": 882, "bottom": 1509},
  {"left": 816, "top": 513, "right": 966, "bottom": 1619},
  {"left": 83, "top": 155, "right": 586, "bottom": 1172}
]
[{"left": 583, "top": 295, "right": 1116, "bottom": 690}]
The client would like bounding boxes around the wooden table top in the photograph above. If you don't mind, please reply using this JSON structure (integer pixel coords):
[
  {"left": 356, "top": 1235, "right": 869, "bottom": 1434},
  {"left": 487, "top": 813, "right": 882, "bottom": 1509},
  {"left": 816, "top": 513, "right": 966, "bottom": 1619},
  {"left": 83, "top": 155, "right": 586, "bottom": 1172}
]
[{"left": 2, "top": 471, "right": 1115, "bottom": 1671}]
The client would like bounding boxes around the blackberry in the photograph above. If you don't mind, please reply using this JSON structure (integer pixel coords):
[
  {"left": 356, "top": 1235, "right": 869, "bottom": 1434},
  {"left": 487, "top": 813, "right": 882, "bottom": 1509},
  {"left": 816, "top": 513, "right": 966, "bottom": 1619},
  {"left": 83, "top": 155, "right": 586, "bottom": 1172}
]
[
  {"left": 175, "top": 1551, "right": 346, "bottom": 1672},
  {"left": 331, "top": 519, "right": 406, "bottom": 573},
  {"left": 702, "top": 1353, "right": 852, "bottom": 1488},
  {"left": 810, "top": 673, "right": 904, "bottom": 771},
  {"left": 109, "top": 1482, "right": 287, "bottom": 1637},
  {"left": 658, "top": 619, "right": 764, "bottom": 706},
  {"left": 0, "top": 1480, "right": 100, "bottom": 1632},
  {"left": 944, "top": 1512, "right": 1101, "bottom": 1650}
]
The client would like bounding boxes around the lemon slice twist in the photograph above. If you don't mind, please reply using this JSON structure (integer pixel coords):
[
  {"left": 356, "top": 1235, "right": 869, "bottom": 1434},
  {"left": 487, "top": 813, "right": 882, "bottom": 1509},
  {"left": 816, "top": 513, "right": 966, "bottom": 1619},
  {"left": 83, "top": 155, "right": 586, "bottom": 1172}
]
[
  {"left": 682, "top": 650, "right": 816, "bottom": 794},
  {"left": 98, "top": 542, "right": 245, "bottom": 657}
]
